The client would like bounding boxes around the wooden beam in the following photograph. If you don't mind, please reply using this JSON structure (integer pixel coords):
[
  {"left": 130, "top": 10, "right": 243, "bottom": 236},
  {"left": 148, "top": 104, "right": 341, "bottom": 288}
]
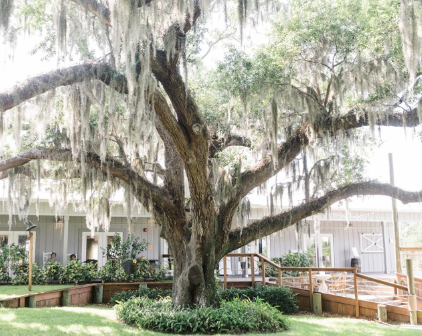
[
  {"left": 406, "top": 259, "right": 417, "bottom": 325},
  {"left": 356, "top": 273, "right": 408, "bottom": 291},
  {"left": 389, "top": 153, "right": 402, "bottom": 274},
  {"left": 278, "top": 268, "right": 282, "bottom": 287},
  {"left": 381, "top": 221, "right": 388, "bottom": 274},
  {"left": 28, "top": 232, "right": 33, "bottom": 291},
  {"left": 250, "top": 254, "right": 255, "bottom": 288},
  {"left": 309, "top": 268, "right": 313, "bottom": 310},
  {"left": 353, "top": 268, "right": 359, "bottom": 317},
  {"left": 400, "top": 247, "right": 422, "bottom": 252},
  {"left": 261, "top": 257, "right": 266, "bottom": 286}
]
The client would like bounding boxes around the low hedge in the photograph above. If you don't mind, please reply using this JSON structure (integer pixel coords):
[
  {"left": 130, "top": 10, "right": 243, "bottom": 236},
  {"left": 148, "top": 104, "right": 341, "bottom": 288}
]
[
  {"left": 109, "top": 286, "right": 172, "bottom": 305},
  {"left": 219, "top": 286, "right": 298, "bottom": 314},
  {"left": 115, "top": 296, "right": 290, "bottom": 334}
]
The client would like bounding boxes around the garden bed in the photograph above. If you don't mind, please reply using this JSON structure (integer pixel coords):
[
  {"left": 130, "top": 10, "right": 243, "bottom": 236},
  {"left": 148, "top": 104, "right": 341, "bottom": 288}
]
[{"left": 0, "top": 282, "right": 173, "bottom": 308}]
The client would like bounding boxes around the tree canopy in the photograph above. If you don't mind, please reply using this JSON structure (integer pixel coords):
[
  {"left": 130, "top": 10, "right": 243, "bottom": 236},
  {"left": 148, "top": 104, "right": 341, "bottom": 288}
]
[{"left": 1, "top": 0, "right": 422, "bottom": 306}]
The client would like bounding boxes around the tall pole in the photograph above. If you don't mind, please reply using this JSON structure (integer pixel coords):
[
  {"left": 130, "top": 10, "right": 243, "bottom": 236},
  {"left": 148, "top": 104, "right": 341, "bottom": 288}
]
[
  {"left": 28, "top": 232, "right": 33, "bottom": 291},
  {"left": 389, "top": 153, "right": 401, "bottom": 274},
  {"left": 381, "top": 222, "right": 388, "bottom": 274}
]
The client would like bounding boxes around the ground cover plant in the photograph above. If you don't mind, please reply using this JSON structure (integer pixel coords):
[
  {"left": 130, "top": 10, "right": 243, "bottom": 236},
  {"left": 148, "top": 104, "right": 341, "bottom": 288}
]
[
  {"left": 115, "top": 296, "right": 290, "bottom": 334},
  {"left": 109, "top": 285, "right": 298, "bottom": 315}
]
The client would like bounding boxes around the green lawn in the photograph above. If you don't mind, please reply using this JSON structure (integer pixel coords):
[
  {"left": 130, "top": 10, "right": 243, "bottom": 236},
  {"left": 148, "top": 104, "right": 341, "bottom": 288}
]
[
  {"left": 0, "top": 285, "right": 73, "bottom": 300},
  {"left": 0, "top": 306, "right": 420, "bottom": 336}
]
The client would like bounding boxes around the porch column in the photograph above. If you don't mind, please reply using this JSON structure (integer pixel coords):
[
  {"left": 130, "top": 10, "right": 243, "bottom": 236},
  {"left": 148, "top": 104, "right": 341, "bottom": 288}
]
[{"left": 62, "top": 216, "right": 69, "bottom": 266}]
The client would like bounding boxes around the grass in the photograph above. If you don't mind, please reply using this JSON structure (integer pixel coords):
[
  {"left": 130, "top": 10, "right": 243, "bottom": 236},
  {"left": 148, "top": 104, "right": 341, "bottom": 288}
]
[
  {"left": 0, "top": 306, "right": 420, "bottom": 336},
  {"left": 0, "top": 285, "right": 73, "bottom": 300}
]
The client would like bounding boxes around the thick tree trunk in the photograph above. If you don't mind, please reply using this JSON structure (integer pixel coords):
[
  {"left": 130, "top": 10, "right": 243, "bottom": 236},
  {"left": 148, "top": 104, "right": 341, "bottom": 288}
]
[{"left": 169, "top": 235, "right": 219, "bottom": 307}]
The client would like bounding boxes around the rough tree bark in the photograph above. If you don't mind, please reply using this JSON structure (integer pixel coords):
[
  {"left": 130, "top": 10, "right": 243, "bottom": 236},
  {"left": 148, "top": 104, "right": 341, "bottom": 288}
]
[{"left": 1, "top": 0, "right": 422, "bottom": 307}]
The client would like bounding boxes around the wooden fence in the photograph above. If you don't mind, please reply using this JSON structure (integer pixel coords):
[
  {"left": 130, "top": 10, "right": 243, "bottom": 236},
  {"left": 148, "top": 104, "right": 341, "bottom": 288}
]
[{"left": 223, "top": 252, "right": 420, "bottom": 323}]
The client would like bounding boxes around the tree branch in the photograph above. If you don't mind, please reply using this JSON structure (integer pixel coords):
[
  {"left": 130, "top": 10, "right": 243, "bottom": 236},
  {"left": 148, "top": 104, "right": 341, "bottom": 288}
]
[
  {"left": 0, "top": 147, "right": 177, "bottom": 213},
  {"left": 0, "top": 62, "right": 128, "bottom": 112},
  {"left": 225, "top": 181, "right": 422, "bottom": 254},
  {"left": 209, "top": 134, "right": 252, "bottom": 159},
  {"left": 217, "top": 106, "right": 422, "bottom": 254}
]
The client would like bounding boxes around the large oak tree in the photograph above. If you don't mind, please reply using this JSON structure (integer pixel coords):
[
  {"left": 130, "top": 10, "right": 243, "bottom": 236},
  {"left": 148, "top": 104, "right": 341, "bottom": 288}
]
[{"left": 1, "top": 0, "right": 422, "bottom": 306}]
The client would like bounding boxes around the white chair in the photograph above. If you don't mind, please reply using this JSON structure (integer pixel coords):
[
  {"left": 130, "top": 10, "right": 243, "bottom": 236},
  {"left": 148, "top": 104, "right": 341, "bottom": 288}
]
[{"left": 43, "top": 251, "right": 52, "bottom": 266}]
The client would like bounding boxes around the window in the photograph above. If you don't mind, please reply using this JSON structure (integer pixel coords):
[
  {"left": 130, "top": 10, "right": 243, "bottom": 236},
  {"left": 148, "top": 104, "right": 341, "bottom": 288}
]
[
  {"left": 81, "top": 232, "right": 122, "bottom": 268},
  {"left": 0, "top": 231, "right": 36, "bottom": 261},
  {"left": 303, "top": 234, "right": 334, "bottom": 267},
  {"left": 360, "top": 233, "right": 384, "bottom": 254}
]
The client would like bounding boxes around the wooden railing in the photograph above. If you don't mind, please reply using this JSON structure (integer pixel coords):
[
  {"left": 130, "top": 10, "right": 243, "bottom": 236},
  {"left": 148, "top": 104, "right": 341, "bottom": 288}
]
[
  {"left": 160, "top": 253, "right": 414, "bottom": 319},
  {"left": 223, "top": 253, "right": 410, "bottom": 318}
]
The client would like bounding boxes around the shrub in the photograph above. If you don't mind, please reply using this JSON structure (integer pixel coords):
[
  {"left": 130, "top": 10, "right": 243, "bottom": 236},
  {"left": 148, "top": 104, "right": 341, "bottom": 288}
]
[
  {"left": 262, "top": 257, "right": 283, "bottom": 277},
  {"left": 99, "top": 233, "right": 149, "bottom": 282},
  {"left": 0, "top": 243, "right": 27, "bottom": 283},
  {"left": 98, "top": 260, "right": 128, "bottom": 283},
  {"left": 219, "top": 286, "right": 298, "bottom": 314},
  {"left": 115, "top": 296, "right": 289, "bottom": 334},
  {"left": 44, "top": 261, "right": 63, "bottom": 280},
  {"left": 128, "top": 257, "right": 151, "bottom": 282},
  {"left": 59, "top": 260, "right": 97, "bottom": 284},
  {"left": 109, "top": 285, "right": 172, "bottom": 305},
  {"left": 12, "top": 262, "right": 46, "bottom": 285},
  {"left": 281, "top": 252, "right": 313, "bottom": 277}
]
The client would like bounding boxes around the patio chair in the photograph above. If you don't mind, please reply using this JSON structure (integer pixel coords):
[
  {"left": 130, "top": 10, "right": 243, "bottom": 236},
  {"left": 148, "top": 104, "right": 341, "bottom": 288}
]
[
  {"left": 328, "top": 272, "right": 347, "bottom": 296},
  {"left": 299, "top": 271, "right": 318, "bottom": 289},
  {"left": 43, "top": 251, "right": 52, "bottom": 266}
]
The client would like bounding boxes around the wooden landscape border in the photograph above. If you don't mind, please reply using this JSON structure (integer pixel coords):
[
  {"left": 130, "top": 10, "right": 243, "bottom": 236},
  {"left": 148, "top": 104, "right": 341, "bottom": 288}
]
[
  {"left": 1, "top": 280, "right": 421, "bottom": 325},
  {"left": 0, "top": 282, "right": 173, "bottom": 307}
]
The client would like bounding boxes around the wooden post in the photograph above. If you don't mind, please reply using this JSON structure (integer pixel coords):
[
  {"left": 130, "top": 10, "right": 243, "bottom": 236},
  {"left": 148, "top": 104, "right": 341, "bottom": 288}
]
[
  {"left": 261, "top": 257, "right": 266, "bottom": 287},
  {"left": 381, "top": 221, "right": 388, "bottom": 274},
  {"left": 278, "top": 268, "right": 282, "bottom": 287},
  {"left": 28, "top": 232, "right": 33, "bottom": 291},
  {"left": 406, "top": 259, "right": 417, "bottom": 325},
  {"left": 353, "top": 268, "right": 359, "bottom": 317},
  {"left": 223, "top": 256, "right": 227, "bottom": 289},
  {"left": 28, "top": 295, "right": 36, "bottom": 308},
  {"left": 389, "top": 153, "right": 401, "bottom": 274},
  {"left": 309, "top": 268, "right": 313, "bottom": 311},
  {"left": 313, "top": 293, "right": 322, "bottom": 314},
  {"left": 95, "top": 285, "right": 103, "bottom": 304},
  {"left": 250, "top": 254, "right": 255, "bottom": 288},
  {"left": 378, "top": 304, "right": 387, "bottom": 322},
  {"left": 62, "top": 289, "right": 70, "bottom": 306}
]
